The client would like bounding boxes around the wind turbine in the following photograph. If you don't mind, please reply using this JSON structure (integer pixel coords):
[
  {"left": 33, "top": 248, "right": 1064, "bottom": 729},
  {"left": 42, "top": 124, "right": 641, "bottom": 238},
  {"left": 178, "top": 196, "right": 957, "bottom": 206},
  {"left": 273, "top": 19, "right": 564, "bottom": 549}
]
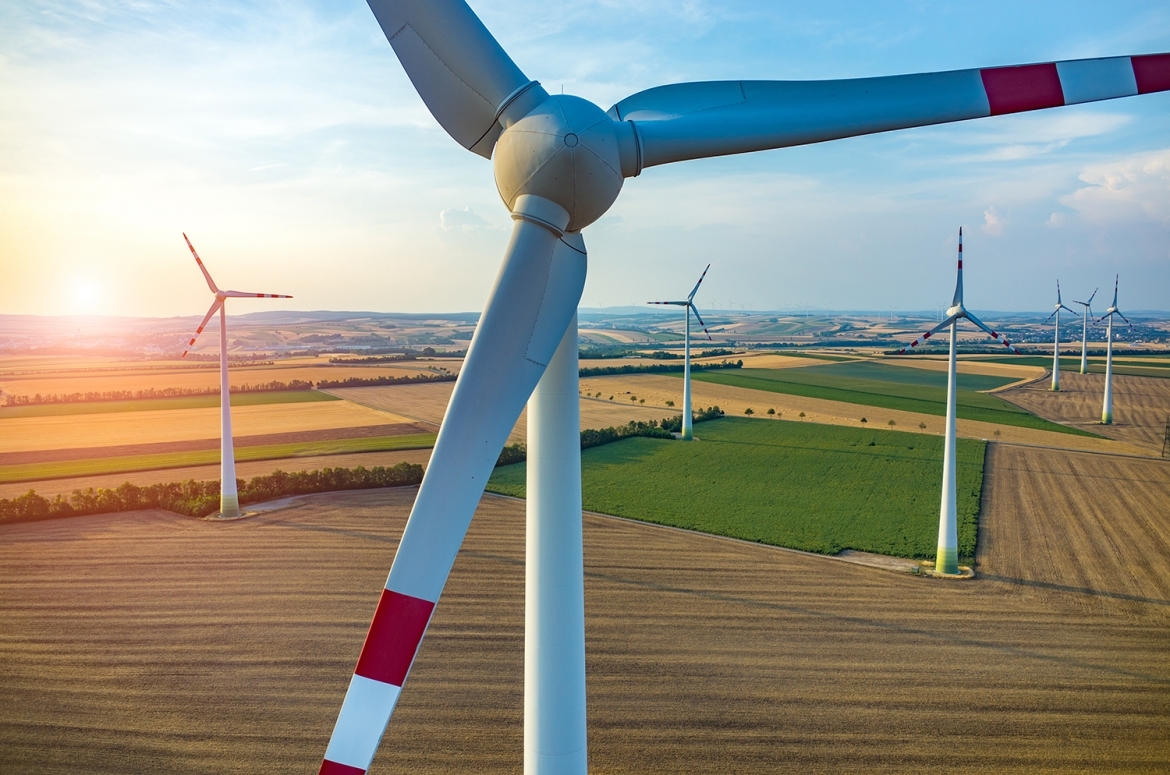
[
  {"left": 649, "top": 265, "right": 711, "bottom": 440},
  {"left": 180, "top": 233, "right": 291, "bottom": 519},
  {"left": 896, "top": 229, "right": 1019, "bottom": 576},
  {"left": 1044, "top": 281, "right": 1075, "bottom": 391},
  {"left": 1071, "top": 287, "right": 1098, "bottom": 374},
  {"left": 315, "top": 1, "right": 1170, "bottom": 769},
  {"left": 1098, "top": 275, "right": 1131, "bottom": 425}
]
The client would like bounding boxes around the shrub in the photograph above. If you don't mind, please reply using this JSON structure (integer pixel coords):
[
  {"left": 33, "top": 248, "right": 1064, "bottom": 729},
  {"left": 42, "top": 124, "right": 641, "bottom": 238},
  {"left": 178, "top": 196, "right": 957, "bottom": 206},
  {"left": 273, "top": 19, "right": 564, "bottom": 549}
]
[
  {"left": 744, "top": 408, "right": 754, "bottom": 415},
  {"left": 766, "top": 408, "right": 775, "bottom": 416}
]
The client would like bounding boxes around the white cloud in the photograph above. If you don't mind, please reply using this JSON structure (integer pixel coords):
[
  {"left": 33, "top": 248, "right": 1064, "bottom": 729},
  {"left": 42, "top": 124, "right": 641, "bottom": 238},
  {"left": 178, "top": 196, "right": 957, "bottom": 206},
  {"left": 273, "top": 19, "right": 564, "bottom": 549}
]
[
  {"left": 1061, "top": 149, "right": 1170, "bottom": 225},
  {"left": 1046, "top": 212, "right": 1069, "bottom": 228},
  {"left": 982, "top": 206, "right": 1005, "bottom": 236},
  {"left": 440, "top": 206, "right": 492, "bottom": 231}
]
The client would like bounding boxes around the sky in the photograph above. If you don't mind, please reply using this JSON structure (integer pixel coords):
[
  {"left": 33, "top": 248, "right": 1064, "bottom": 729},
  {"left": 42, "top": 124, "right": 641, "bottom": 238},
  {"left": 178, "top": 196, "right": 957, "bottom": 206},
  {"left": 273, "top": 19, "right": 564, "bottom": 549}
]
[{"left": 1, "top": 0, "right": 1169, "bottom": 320}]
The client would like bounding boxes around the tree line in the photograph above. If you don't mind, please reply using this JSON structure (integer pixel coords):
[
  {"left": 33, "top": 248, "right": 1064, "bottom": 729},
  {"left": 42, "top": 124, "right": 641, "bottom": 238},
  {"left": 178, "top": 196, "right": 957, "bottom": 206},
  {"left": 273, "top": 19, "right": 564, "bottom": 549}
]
[
  {"left": 578, "top": 359, "right": 743, "bottom": 377},
  {"left": 3, "top": 380, "right": 315, "bottom": 406}
]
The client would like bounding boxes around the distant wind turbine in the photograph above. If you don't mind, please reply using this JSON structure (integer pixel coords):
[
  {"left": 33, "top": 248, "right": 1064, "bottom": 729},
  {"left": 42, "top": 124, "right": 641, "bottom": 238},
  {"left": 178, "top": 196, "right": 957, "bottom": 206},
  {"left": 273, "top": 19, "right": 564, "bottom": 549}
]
[
  {"left": 897, "top": 228, "right": 1018, "bottom": 575},
  {"left": 1070, "top": 287, "right": 1097, "bottom": 374},
  {"left": 181, "top": 233, "right": 292, "bottom": 518},
  {"left": 1097, "top": 275, "right": 1130, "bottom": 425},
  {"left": 1044, "top": 281, "right": 1075, "bottom": 391},
  {"left": 649, "top": 265, "right": 711, "bottom": 440}
]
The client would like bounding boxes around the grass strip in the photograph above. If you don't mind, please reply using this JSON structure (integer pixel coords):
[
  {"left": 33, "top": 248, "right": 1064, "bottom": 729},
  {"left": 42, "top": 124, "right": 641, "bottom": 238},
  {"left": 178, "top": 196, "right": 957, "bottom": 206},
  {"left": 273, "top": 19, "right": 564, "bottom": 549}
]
[
  {"left": 0, "top": 390, "right": 338, "bottom": 419},
  {"left": 488, "top": 416, "right": 984, "bottom": 559},
  {"left": 980, "top": 356, "right": 1170, "bottom": 379},
  {"left": 0, "top": 433, "right": 436, "bottom": 483}
]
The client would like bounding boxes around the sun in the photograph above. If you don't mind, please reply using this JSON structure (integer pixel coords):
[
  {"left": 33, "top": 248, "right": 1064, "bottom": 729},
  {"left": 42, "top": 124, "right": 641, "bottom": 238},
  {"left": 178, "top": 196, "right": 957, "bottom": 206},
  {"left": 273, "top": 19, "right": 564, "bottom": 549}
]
[{"left": 69, "top": 278, "right": 102, "bottom": 314}]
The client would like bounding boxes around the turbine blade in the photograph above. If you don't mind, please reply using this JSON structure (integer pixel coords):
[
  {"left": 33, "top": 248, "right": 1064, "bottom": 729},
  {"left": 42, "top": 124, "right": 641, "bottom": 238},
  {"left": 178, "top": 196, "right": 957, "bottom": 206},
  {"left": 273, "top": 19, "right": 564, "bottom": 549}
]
[
  {"left": 952, "top": 227, "right": 964, "bottom": 307},
  {"left": 181, "top": 300, "right": 223, "bottom": 357},
  {"left": 648, "top": 300, "right": 688, "bottom": 305},
  {"left": 895, "top": 315, "right": 957, "bottom": 354},
  {"left": 183, "top": 233, "right": 219, "bottom": 293},
  {"left": 222, "top": 290, "right": 294, "bottom": 298},
  {"left": 965, "top": 311, "right": 1020, "bottom": 353},
  {"left": 319, "top": 218, "right": 587, "bottom": 775},
  {"left": 1088, "top": 287, "right": 1098, "bottom": 304},
  {"left": 687, "top": 264, "right": 711, "bottom": 301},
  {"left": 1112, "top": 274, "right": 1119, "bottom": 308},
  {"left": 689, "top": 303, "right": 712, "bottom": 340},
  {"left": 365, "top": 0, "right": 546, "bottom": 159},
  {"left": 1117, "top": 310, "right": 1131, "bottom": 326},
  {"left": 1044, "top": 309, "right": 1057, "bottom": 325},
  {"left": 609, "top": 54, "right": 1170, "bottom": 169}
]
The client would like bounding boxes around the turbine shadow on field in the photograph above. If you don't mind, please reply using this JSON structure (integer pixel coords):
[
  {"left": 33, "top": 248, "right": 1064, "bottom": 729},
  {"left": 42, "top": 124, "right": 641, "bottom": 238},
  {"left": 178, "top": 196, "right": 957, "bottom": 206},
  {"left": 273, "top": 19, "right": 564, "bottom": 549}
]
[{"left": 979, "top": 574, "right": 1170, "bottom": 607}]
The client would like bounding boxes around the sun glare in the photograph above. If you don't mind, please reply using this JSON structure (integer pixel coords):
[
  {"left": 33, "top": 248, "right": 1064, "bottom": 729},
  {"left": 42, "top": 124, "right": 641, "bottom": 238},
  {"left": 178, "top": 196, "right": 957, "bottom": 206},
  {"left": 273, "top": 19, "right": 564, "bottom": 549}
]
[{"left": 70, "top": 278, "right": 102, "bottom": 314}]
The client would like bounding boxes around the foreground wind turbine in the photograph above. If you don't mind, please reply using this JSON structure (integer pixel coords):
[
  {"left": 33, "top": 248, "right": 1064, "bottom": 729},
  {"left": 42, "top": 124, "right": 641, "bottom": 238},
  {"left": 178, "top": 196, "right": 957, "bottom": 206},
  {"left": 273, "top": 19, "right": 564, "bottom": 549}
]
[
  {"left": 649, "top": 265, "right": 711, "bottom": 440},
  {"left": 1098, "top": 275, "right": 1131, "bottom": 425},
  {"left": 317, "top": 1, "right": 1170, "bottom": 768},
  {"left": 896, "top": 229, "right": 1019, "bottom": 576},
  {"left": 1071, "top": 287, "right": 1098, "bottom": 374},
  {"left": 1045, "top": 281, "right": 1075, "bottom": 391},
  {"left": 180, "top": 234, "right": 291, "bottom": 518}
]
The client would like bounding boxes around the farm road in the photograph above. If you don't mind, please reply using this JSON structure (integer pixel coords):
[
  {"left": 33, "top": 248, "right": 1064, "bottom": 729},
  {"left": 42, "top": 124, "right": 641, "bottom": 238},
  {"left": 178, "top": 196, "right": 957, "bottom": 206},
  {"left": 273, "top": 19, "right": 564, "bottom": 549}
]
[
  {"left": 1, "top": 489, "right": 1167, "bottom": 773},
  {"left": 979, "top": 443, "right": 1170, "bottom": 623},
  {"left": 1001, "top": 372, "right": 1170, "bottom": 453}
]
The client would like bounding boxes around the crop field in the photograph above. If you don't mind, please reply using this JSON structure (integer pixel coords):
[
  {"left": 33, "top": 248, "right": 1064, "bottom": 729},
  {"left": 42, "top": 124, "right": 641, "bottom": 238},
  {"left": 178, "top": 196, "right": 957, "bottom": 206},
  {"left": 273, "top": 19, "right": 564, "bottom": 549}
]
[
  {"left": 693, "top": 361, "right": 1092, "bottom": 434},
  {"left": 882, "top": 355, "right": 1045, "bottom": 381},
  {"left": 2, "top": 489, "right": 1167, "bottom": 774},
  {"left": 999, "top": 372, "right": 1170, "bottom": 453},
  {"left": 0, "top": 389, "right": 338, "bottom": 419},
  {"left": 0, "top": 400, "right": 407, "bottom": 454},
  {"left": 490, "top": 416, "right": 985, "bottom": 559},
  {"left": 983, "top": 355, "right": 1170, "bottom": 379}
]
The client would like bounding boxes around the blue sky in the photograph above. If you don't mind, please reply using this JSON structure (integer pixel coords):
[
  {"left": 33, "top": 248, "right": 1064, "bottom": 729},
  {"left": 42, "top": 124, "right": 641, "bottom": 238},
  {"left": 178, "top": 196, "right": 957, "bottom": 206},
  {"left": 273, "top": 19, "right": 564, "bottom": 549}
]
[{"left": 2, "top": 0, "right": 1168, "bottom": 319}]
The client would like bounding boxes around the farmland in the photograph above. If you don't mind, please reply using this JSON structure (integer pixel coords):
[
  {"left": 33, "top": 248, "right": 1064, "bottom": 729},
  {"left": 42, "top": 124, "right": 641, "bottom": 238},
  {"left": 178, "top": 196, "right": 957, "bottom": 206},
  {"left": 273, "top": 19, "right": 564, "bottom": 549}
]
[
  {"left": 490, "top": 416, "right": 985, "bottom": 559},
  {"left": 0, "top": 389, "right": 337, "bottom": 419}
]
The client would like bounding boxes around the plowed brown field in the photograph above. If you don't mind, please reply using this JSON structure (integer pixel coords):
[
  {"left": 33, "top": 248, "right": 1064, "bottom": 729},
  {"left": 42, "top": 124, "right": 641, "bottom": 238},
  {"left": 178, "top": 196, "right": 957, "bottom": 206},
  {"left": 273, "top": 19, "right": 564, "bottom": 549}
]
[
  {"left": 1000, "top": 372, "right": 1170, "bottom": 453},
  {"left": 1, "top": 489, "right": 1167, "bottom": 774}
]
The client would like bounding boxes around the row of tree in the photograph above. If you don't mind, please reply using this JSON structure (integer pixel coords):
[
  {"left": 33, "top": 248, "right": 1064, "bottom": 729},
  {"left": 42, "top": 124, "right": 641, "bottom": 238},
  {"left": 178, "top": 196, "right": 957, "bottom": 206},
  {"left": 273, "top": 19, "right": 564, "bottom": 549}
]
[
  {"left": 314, "top": 372, "right": 457, "bottom": 389},
  {"left": 0, "top": 463, "right": 425, "bottom": 524},
  {"left": 3, "top": 380, "right": 315, "bottom": 406},
  {"left": 578, "top": 359, "right": 743, "bottom": 377}
]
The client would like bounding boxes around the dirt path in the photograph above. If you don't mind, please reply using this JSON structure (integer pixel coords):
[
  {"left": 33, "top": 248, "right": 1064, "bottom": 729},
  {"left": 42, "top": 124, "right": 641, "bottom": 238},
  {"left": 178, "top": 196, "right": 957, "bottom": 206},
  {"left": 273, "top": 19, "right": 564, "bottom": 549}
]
[
  {"left": 999, "top": 372, "right": 1170, "bottom": 454},
  {"left": 977, "top": 443, "right": 1170, "bottom": 623},
  {"left": 1, "top": 490, "right": 1167, "bottom": 773}
]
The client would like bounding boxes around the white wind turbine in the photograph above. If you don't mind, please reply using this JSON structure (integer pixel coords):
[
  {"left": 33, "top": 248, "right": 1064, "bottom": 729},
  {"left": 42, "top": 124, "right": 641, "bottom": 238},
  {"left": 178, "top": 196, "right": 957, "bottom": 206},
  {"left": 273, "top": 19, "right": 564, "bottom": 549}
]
[
  {"left": 315, "top": 2, "right": 1170, "bottom": 770},
  {"left": 1044, "top": 281, "right": 1075, "bottom": 391},
  {"left": 649, "top": 265, "right": 711, "bottom": 440},
  {"left": 1098, "top": 275, "right": 1131, "bottom": 425},
  {"left": 180, "top": 233, "right": 291, "bottom": 519},
  {"left": 1071, "top": 287, "right": 1098, "bottom": 374},
  {"left": 896, "top": 229, "right": 1019, "bottom": 576}
]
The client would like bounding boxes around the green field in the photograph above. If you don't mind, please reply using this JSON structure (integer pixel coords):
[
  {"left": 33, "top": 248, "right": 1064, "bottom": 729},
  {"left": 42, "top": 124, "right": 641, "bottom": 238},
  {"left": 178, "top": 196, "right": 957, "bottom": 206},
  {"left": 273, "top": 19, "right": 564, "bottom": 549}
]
[
  {"left": 0, "top": 390, "right": 338, "bottom": 419},
  {"left": 982, "top": 356, "right": 1170, "bottom": 379},
  {"left": 488, "top": 417, "right": 984, "bottom": 559},
  {"left": 691, "top": 361, "right": 1096, "bottom": 436},
  {"left": 0, "top": 433, "right": 436, "bottom": 484}
]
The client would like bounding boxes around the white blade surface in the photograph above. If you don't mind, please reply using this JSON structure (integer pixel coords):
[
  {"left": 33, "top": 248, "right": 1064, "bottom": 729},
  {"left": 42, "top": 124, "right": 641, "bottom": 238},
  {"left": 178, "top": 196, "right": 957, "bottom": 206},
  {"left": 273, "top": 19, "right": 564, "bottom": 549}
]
[
  {"left": 183, "top": 233, "right": 219, "bottom": 293},
  {"left": 688, "top": 264, "right": 711, "bottom": 301},
  {"left": 222, "top": 290, "right": 293, "bottom": 298},
  {"left": 896, "top": 315, "right": 958, "bottom": 354},
  {"left": 181, "top": 299, "right": 223, "bottom": 357},
  {"left": 965, "top": 311, "right": 1021, "bottom": 353},
  {"left": 365, "top": 0, "right": 543, "bottom": 158},
  {"left": 319, "top": 219, "right": 587, "bottom": 775},
  {"left": 609, "top": 54, "right": 1170, "bottom": 168}
]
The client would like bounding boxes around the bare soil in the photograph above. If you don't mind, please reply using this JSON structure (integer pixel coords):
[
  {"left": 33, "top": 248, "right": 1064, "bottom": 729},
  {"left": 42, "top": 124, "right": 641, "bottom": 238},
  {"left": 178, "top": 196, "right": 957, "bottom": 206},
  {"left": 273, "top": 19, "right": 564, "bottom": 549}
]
[
  {"left": 999, "top": 372, "right": 1170, "bottom": 453},
  {"left": 1, "top": 489, "right": 1167, "bottom": 774}
]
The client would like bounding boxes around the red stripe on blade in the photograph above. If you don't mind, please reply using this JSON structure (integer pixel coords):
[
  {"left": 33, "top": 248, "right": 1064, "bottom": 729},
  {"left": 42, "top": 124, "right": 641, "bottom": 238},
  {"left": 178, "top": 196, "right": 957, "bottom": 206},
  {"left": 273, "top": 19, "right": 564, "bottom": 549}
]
[
  {"left": 1132, "top": 54, "right": 1170, "bottom": 94},
  {"left": 319, "top": 760, "right": 365, "bottom": 775},
  {"left": 354, "top": 589, "right": 435, "bottom": 687},
  {"left": 981, "top": 63, "right": 1064, "bottom": 115}
]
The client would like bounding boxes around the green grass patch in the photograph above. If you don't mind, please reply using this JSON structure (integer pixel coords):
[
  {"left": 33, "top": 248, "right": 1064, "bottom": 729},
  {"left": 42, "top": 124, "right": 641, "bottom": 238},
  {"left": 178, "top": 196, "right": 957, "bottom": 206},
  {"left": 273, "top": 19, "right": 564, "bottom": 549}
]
[
  {"left": 0, "top": 390, "right": 338, "bottom": 419},
  {"left": 488, "top": 417, "right": 983, "bottom": 559},
  {"left": 0, "top": 433, "right": 436, "bottom": 483},
  {"left": 691, "top": 361, "right": 1097, "bottom": 437},
  {"left": 981, "top": 356, "right": 1170, "bottom": 379}
]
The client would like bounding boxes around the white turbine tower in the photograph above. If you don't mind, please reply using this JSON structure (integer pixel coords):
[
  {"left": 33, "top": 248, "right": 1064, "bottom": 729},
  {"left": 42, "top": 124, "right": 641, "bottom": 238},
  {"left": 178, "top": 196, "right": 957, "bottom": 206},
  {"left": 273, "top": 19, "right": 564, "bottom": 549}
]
[
  {"left": 649, "top": 265, "right": 711, "bottom": 440},
  {"left": 897, "top": 229, "right": 1019, "bottom": 576},
  {"left": 180, "top": 234, "right": 291, "bottom": 519},
  {"left": 314, "top": 2, "right": 1170, "bottom": 769},
  {"left": 1071, "top": 287, "right": 1098, "bottom": 374},
  {"left": 1045, "top": 281, "right": 1075, "bottom": 391},
  {"left": 1098, "top": 275, "right": 1131, "bottom": 425}
]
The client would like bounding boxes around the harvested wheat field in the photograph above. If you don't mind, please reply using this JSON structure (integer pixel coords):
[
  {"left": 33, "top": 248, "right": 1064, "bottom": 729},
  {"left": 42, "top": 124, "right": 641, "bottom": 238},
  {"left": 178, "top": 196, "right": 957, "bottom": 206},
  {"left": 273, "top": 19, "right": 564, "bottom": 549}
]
[
  {"left": 2, "top": 489, "right": 1168, "bottom": 774},
  {"left": 0, "top": 400, "right": 408, "bottom": 454},
  {"left": 1000, "top": 372, "right": 1170, "bottom": 453},
  {"left": 588, "top": 373, "right": 1147, "bottom": 455},
  {"left": 978, "top": 444, "right": 1170, "bottom": 623},
  {"left": 880, "top": 355, "right": 1046, "bottom": 383}
]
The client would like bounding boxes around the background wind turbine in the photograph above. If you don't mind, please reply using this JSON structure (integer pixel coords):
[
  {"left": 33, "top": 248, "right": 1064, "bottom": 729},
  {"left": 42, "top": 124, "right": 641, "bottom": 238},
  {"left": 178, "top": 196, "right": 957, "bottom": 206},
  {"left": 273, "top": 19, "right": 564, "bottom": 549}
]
[
  {"left": 1071, "top": 288, "right": 1098, "bottom": 374},
  {"left": 897, "top": 229, "right": 1019, "bottom": 576},
  {"left": 649, "top": 264, "right": 711, "bottom": 440},
  {"left": 1098, "top": 275, "right": 1131, "bottom": 425},
  {"left": 180, "top": 233, "right": 291, "bottom": 519},
  {"left": 316, "top": 1, "right": 1170, "bottom": 770},
  {"left": 1045, "top": 281, "right": 1075, "bottom": 391}
]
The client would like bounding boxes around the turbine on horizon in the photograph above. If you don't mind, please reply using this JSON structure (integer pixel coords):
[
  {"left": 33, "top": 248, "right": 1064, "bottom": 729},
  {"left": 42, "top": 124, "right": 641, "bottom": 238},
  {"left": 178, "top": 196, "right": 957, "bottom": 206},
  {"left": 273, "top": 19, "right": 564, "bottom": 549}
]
[
  {"left": 180, "top": 233, "right": 291, "bottom": 519},
  {"left": 1044, "top": 281, "right": 1075, "bottom": 391},
  {"left": 1071, "top": 288, "right": 1098, "bottom": 374},
  {"left": 896, "top": 229, "right": 1019, "bottom": 576},
  {"left": 315, "top": 2, "right": 1170, "bottom": 770},
  {"left": 1097, "top": 275, "right": 1131, "bottom": 425},
  {"left": 649, "top": 264, "right": 711, "bottom": 440}
]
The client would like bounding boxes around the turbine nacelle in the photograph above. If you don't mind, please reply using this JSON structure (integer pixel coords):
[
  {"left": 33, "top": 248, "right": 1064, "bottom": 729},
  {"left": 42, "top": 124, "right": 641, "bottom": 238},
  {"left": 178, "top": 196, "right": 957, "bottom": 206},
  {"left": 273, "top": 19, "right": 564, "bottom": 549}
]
[{"left": 946, "top": 303, "right": 965, "bottom": 318}]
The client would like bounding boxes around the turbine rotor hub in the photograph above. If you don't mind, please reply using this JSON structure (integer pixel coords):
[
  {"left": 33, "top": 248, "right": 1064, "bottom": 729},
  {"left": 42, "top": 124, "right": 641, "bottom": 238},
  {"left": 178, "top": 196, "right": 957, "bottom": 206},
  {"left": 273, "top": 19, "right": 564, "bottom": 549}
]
[{"left": 493, "top": 95, "right": 624, "bottom": 232}]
